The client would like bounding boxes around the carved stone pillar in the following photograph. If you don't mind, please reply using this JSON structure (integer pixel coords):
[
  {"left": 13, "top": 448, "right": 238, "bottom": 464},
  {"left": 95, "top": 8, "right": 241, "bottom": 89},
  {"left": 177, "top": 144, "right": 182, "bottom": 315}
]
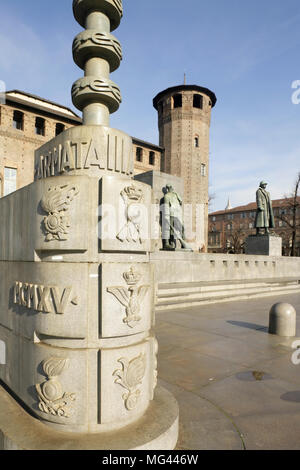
[{"left": 0, "top": 0, "right": 178, "bottom": 449}]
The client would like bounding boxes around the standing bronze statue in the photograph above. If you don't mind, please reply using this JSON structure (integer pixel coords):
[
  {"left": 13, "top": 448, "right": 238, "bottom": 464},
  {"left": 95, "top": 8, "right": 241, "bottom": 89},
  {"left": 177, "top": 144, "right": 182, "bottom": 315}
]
[
  {"left": 161, "top": 185, "right": 192, "bottom": 251},
  {"left": 255, "top": 181, "right": 275, "bottom": 235}
]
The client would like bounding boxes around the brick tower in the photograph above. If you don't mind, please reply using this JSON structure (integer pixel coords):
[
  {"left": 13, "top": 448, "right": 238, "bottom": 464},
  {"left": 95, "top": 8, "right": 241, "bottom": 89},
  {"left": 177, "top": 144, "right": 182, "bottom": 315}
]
[{"left": 153, "top": 85, "right": 217, "bottom": 251}]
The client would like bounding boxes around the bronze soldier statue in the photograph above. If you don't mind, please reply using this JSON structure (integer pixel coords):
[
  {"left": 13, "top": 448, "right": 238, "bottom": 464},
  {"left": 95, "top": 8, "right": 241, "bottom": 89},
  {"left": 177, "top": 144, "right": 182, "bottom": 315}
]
[{"left": 255, "top": 181, "right": 275, "bottom": 235}]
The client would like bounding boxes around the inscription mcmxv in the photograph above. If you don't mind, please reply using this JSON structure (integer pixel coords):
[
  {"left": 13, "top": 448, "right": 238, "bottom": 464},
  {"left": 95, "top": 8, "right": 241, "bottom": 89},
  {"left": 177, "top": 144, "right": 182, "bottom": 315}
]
[{"left": 13, "top": 281, "right": 78, "bottom": 314}]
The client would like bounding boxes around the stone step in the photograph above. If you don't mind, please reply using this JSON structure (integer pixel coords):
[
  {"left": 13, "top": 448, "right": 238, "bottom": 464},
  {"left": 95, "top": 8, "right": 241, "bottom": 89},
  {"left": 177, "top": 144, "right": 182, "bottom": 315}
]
[
  {"left": 156, "top": 279, "right": 300, "bottom": 311},
  {"left": 158, "top": 280, "right": 299, "bottom": 298}
]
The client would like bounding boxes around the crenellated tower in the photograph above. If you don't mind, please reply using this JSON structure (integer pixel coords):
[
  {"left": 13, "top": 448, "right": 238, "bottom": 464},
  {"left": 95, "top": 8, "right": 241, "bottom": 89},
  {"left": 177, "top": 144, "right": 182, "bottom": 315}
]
[{"left": 153, "top": 85, "right": 217, "bottom": 251}]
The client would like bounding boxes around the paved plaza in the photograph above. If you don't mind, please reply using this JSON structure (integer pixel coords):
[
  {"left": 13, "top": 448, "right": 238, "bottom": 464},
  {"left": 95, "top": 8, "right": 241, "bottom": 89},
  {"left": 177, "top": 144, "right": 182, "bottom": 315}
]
[{"left": 156, "top": 292, "right": 300, "bottom": 450}]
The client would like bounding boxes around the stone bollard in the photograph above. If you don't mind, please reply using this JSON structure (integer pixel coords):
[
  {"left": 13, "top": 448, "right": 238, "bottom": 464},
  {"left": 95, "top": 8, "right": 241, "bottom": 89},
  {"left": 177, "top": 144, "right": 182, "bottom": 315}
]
[{"left": 269, "top": 303, "right": 296, "bottom": 337}]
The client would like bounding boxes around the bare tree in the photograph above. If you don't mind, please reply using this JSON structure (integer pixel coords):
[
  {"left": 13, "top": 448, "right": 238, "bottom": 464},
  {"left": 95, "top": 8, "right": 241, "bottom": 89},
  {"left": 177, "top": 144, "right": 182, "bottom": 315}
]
[
  {"left": 275, "top": 172, "right": 300, "bottom": 257},
  {"left": 224, "top": 223, "right": 245, "bottom": 254}
]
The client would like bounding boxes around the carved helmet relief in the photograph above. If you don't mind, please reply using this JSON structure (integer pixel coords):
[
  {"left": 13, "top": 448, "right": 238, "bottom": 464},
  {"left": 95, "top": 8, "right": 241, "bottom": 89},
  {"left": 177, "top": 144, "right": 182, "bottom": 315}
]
[
  {"left": 35, "top": 357, "right": 76, "bottom": 418},
  {"left": 40, "top": 184, "right": 79, "bottom": 241}
]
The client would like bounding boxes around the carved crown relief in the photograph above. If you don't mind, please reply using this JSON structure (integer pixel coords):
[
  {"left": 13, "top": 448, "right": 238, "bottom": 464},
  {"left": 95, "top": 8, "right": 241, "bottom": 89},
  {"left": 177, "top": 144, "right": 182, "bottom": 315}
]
[
  {"left": 36, "top": 357, "right": 76, "bottom": 418},
  {"left": 117, "top": 185, "right": 144, "bottom": 244},
  {"left": 113, "top": 353, "right": 146, "bottom": 411},
  {"left": 107, "top": 267, "right": 150, "bottom": 328},
  {"left": 40, "top": 184, "right": 79, "bottom": 241}
]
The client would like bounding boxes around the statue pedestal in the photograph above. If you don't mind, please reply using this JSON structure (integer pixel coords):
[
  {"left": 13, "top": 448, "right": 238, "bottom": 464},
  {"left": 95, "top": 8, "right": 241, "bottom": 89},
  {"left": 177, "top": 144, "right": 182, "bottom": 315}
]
[{"left": 245, "top": 235, "right": 282, "bottom": 256}]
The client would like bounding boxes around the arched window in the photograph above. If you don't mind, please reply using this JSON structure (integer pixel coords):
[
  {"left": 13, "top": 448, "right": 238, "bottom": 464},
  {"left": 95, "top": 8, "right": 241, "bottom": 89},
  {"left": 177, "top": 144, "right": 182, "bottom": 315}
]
[
  {"left": 173, "top": 94, "right": 182, "bottom": 108},
  {"left": 13, "top": 110, "right": 24, "bottom": 130},
  {"left": 56, "top": 123, "right": 65, "bottom": 136},
  {"left": 35, "top": 117, "right": 45, "bottom": 136},
  {"left": 194, "top": 136, "right": 199, "bottom": 148}
]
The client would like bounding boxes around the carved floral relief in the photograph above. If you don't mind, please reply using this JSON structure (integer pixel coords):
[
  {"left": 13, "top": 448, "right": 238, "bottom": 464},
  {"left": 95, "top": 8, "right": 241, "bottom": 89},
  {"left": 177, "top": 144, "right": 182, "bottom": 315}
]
[{"left": 113, "top": 353, "right": 146, "bottom": 411}]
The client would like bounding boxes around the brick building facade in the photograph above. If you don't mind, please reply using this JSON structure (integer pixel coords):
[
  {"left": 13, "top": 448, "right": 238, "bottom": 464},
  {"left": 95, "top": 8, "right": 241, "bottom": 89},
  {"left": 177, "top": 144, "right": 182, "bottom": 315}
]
[
  {"left": 208, "top": 198, "right": 300, "bottom": 256},
  {"left": 0, "top": 90, "right": 163, "bottom": 197}
]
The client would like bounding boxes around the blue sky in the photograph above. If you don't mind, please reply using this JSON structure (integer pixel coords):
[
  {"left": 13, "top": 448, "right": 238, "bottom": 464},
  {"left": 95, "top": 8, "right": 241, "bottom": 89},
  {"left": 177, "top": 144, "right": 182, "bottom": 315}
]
[{"left": 1, "top": 0, "right": 300, "bottom": 211}]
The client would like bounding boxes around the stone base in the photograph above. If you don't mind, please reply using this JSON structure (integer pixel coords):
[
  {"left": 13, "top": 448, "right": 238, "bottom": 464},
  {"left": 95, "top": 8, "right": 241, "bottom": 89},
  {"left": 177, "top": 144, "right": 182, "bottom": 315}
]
[
  {"left": 245, "top": 235, "right": 282, "bottom": 256},
  {"left": 0, "top": 384, "right": 179, "bottom": 450}
]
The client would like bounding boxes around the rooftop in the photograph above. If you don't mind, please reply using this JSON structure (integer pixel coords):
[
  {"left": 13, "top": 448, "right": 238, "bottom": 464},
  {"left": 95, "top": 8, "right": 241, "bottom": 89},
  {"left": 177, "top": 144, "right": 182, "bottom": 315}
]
[
  {"left": 210, "top": 197, "right": 300, "bottom": 216},
  {"left": 5, "top": 90, "right": 82, "bottom": 123},
  {"left": 153, "top": 84, "right": 217, "bottom": 110}
]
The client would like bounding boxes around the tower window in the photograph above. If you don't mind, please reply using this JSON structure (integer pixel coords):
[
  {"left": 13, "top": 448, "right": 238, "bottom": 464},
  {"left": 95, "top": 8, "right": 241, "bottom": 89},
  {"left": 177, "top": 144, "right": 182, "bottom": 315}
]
[
  {"left": 173, "top": 94, "right": 182, "bottom": 108},
  {"left": 149, "top": 151, "right": 155, "bottom": 166},
  {"left": 13, "top": 111, "right": 24, "bottom": 130},
  {"left": 194, "top": 137, "right": 199, "bottom": 148},
  {"left": 56, "top": 123, "right": 65, "bottom": 136},
  {"left": 4, "top": 167, "right": 17, "bottom": 196},
  {"left": 136, "top": 147, "right": 143, "bottom": 162},
  {"left": 193, "top": 94, "right": 203, "bottom": 109},
  {"left": 35, "top": 117, "right": 45, "bottom": 136},
  {"left": 201, "top": 164, "right": 206, "bottom": 177}
]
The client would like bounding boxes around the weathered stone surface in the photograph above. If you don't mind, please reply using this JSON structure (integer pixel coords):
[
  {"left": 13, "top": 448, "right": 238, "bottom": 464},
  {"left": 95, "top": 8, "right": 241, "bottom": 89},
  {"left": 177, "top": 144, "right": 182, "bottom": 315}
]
[
  {"left": 100, "top": 176, "right": 152, "bottom": 252},
  {"left": 151, "top": 251, "right": 300, "bottom": 310},
  {"left": 0, "top": 384, "right": 179, "bottom": 450},
  {"left": 245, "top": 235, "right": 282, "bottom": 256},
  {"left": 34, "top": 126, "right": 134, "bottom": 180}
]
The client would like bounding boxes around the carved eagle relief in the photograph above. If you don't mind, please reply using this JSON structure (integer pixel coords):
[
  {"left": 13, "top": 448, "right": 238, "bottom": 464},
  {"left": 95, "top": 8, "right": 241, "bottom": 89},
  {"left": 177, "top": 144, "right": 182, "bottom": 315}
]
[{"left": 107, "top": 284, "right": 149, "bottom": 328}]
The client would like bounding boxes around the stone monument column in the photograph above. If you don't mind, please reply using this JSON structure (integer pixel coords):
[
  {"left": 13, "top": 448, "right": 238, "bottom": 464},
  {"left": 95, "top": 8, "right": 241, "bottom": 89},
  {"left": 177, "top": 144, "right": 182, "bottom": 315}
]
[{"left": 0, "top": 0, "right": 178, "bottom": 450}]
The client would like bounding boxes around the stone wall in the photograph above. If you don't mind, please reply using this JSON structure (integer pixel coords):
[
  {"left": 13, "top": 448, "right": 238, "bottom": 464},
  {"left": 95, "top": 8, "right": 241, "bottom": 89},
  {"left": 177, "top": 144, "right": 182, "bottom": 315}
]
[{"left": 152, "top": 251, "right": 300, "bottom": 284}]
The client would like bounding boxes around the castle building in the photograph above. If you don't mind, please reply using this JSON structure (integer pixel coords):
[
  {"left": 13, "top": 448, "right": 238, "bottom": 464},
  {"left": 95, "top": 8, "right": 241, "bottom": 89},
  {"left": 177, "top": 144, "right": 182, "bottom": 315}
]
[
  {"left": 0, "top": 90, "right": 163, "bottom": 196},
  {"left": 208, "top": 199, "right": 300, "bottom": 256},
  {"left": 0, "top": 86, "right": 217, "bottom": 252},
  {"left": 153, "top": 85, "right": 217, "bottom": 250}
]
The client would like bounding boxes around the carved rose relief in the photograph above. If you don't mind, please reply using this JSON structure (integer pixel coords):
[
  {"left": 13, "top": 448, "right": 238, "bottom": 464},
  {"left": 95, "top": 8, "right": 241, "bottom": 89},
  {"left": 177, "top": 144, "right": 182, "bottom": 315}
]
[
  {"left": 113, "top": 353, "right": 146, "bottom": 410},
  {"left": 36, "top": 357, "right": 76, "bottom": 418},
  {"left": 40, "top": 184, "right": 79, "bottom": 241}
]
